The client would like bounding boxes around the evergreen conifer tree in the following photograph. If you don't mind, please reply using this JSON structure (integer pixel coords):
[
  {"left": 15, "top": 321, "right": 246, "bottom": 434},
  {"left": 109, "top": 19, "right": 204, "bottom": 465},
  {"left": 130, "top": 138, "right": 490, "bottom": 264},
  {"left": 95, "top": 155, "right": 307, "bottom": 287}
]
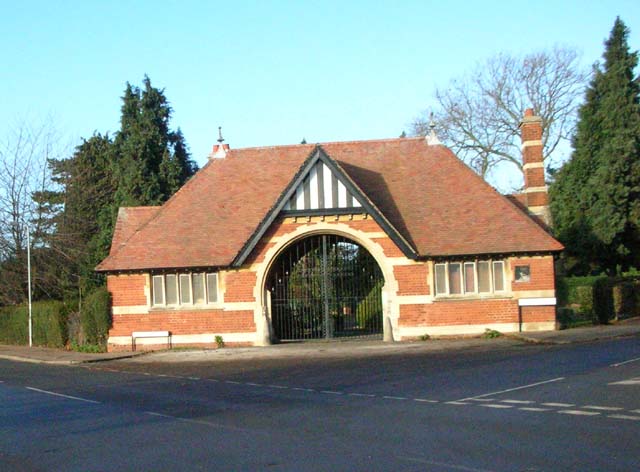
[
  {"left": 550, "top": 17, "right": 640, "bottom": 274},
  {"left": 33, "top": 77, "right": 198, "bottom": 297},
  {"left": 113, "top": 76, "right": 197, "bottom": 208},
  {"left": 33, "top": 133, "right": 116, "bottom": 295}
]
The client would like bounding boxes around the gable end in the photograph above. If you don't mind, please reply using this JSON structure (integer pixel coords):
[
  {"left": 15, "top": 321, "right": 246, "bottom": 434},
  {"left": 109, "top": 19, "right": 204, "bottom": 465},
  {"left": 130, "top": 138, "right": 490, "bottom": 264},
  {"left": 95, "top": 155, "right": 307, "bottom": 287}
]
[{"left": 231, "top": 146, "right": 418, "bottom": 267}]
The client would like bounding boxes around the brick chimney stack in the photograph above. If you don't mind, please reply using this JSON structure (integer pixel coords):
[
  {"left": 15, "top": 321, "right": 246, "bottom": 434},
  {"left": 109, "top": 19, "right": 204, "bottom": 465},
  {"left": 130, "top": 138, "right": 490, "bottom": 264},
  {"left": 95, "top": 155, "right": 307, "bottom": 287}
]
[{"left": 519, "top": 108, "right": 551, "bottom": 227}]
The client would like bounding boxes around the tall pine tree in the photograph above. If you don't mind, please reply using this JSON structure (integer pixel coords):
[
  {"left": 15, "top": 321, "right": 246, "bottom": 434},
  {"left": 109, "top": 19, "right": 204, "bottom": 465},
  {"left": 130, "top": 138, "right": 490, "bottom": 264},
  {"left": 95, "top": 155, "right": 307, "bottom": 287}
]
[
  {"left": 34, "top": 77, "right": 198, "bottom": 298},
  {"left": 550, "top": 17, "right": 640, "bottom": 274}
]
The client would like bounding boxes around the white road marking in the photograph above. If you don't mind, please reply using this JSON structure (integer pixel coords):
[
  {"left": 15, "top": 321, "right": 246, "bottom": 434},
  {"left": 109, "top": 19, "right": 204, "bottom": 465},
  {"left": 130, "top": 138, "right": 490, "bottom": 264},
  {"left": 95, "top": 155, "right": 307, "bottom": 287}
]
[
  {"left": 611, "top": 357, "right": 640, "bottom": 367},
  {"left": 225, "top": 380, "right": 241, "bottom": 384},
  {"left": 268, "top": 384, "right": 288, "bottom": 389},
  {"left": 398, "top": 456, "right": 496, "bottom": 472},
  {"left": 207, "top": 379, "right": 219, "bottom": 382},
  {"left": 501, "top": 399, "right": 534, "bottom": 404},
  {"left": 187, "top": 377, "right": 200, "bottom": 381},
  {"left": 519, "top": 407, "right": 551, "bottom": 412},
  {"left": 25, "top": 387, "right": 100, "bottom": 404},
  {"left": 542, "top": 402, "right": 574, "bottom": 407},
  {"left": 348, "top": 392, "right": 375, "bottom": 397},
  {"left": 144, "top": 411, "right": 268, "bottom": 434},
  {"left": 558, "top": 410, "right": 600, "bottom": 416},
  {"left": 470, "top": 398, "right": 496, "bottom": 402},
  {"left": 321, "top": 390, "right": 343, "bottom": 395},
  {"left": 413, "top": 398, "right": 439, "bottom": 403},
  {"left": 609, "top": 378, "right": 640, "bottom": 385},
  {"left": 479, "top": 404, "right": 513, "bottom": 409},
  {"left": 382, "top": 395, "right": 408, "bottom": 401},
  {"left": 582, "top": 405, "right": 624, "bottom": 411},
  {"left": 291, "top": 387, "right": 315, "bottom": 392},
  {"left": 457, "top": 377, "right": 565, "bottom": 401},
  {"left": 245, "top": 382, "right": 262, "bottom": 387},
  {"left": 608, "top": 414, "right": 640, "bottom": 421},
  {"left": 145, "top": 411, "right": 173, "bottom": 418},
  {"left": 446, "top": 401, "right": 470, "bottom": 405}
]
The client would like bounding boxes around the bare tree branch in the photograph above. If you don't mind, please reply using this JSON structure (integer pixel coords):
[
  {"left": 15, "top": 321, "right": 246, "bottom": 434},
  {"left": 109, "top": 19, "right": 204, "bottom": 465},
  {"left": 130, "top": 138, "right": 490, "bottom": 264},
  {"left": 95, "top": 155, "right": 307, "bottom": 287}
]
[
  {"left": 0, "top": 118, "right": 64, "bottom": 304},
  {"left": 412, "top": 47, "right": 588, "bottom": 189}
]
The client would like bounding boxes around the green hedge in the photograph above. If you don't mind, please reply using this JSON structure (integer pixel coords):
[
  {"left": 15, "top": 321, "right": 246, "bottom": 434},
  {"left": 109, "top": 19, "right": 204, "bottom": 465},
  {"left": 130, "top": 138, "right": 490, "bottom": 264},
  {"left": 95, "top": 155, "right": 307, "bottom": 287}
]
[
  {"left": 80, "top": 286, "right": 112, "bottom": 346},
  {"left": 593, "top": 276, "right": 640, "bottom": 324},
  {"left": 0, "top": 300, "right": 68, "bottom": 347},
  {"left": 0, "top": 287, "right": 112, "bottom": 349},
  {"left": 558, "top": 275, "right": 640, "bottom": 325},
  {"left": 556, "top": 276, "right": 605, "bottom": 327},
  {"left": 556, "top": 276, "right": 605, "bottom": 310}
]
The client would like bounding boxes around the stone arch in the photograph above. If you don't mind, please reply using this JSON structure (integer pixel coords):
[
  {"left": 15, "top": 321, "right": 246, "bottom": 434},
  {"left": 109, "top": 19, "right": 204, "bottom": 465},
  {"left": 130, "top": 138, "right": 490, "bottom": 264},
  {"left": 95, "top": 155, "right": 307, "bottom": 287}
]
[{"left": 252, "top": 220, "right": 400, "bottom": 344}]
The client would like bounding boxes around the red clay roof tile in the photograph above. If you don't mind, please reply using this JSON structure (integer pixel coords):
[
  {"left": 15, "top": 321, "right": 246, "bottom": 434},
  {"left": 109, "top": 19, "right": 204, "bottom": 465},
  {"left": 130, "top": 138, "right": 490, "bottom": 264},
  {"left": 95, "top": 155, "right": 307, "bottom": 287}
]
[{"left": 96, "top": 137, "right": 562, "bottom": 272}]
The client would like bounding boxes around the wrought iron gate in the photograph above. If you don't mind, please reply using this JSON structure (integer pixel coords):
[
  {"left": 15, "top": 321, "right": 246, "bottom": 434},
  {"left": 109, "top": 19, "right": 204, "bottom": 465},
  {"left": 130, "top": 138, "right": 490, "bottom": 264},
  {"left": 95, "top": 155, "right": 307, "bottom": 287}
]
[{"left": 267, "top": 234, "right": 384, "bottom": 341}]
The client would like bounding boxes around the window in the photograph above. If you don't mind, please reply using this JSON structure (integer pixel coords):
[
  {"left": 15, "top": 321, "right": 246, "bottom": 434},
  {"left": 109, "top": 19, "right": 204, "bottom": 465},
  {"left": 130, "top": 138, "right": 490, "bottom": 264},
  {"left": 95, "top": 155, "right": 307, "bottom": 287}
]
[
  {"left": 179, "top": 274, "right": 192, "bottom": 304},
  {"left": 514, "top": 265, "right": 531, "bottom": 283},
  {"left": 207, "top": 273, "right": 218, "bottom": 303},
  {"left": 449, "top": 263, "right": 462, "bottom": 294},
  {"left": 477, "top": 261, "right": 491, "bottom": 292},
  {"left": 152, "top": 272, "right": 220, "bottom": 307},
  {"left": 493, "top": 261, "right": 505, "bottom": 291},
  {"left": 464, "top": 262, "right": 476, "bottom": 293},
  {"left": 152, "top": 275, "right": 164, "bottom": 305},
  {"left": 193, "top": 273, "right": 205, "bottom": 304},
  {"left": 165, "top": 274, "right": 178, "bottom": 305},
  {"left": 435, "top": 264, "right": 447, "bottom": 295},
  {"left": 434, "top": 260, "right": 506, "bottom": 296}
]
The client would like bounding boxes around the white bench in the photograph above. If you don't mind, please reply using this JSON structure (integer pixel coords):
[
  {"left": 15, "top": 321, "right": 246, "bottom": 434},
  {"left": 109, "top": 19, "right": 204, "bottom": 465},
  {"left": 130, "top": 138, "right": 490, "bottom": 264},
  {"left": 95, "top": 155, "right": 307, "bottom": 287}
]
[{"left": 131, "top": 331, "right": 171, "bottom": 351}]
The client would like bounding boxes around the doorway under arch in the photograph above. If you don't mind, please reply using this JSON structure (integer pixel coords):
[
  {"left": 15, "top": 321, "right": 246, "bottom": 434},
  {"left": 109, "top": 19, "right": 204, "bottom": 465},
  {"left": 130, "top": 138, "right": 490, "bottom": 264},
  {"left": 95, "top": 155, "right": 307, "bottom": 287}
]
[{"left": 266, "top": 234, "right": 384, "bottom": 341}]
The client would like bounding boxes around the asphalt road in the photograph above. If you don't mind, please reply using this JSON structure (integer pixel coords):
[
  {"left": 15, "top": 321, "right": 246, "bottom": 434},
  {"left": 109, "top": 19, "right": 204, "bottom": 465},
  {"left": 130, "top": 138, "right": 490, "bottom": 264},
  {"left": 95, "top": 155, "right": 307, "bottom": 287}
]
[{"left": 1, "top": 338, "right": 639, "bottom": 471}]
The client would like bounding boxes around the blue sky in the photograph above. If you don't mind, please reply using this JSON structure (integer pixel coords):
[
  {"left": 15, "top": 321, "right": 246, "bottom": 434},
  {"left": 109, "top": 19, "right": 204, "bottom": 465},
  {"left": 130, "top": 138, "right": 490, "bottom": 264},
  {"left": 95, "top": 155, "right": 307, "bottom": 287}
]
[{"left": 2, "top": 0, "right": 639, "bottom": 185}]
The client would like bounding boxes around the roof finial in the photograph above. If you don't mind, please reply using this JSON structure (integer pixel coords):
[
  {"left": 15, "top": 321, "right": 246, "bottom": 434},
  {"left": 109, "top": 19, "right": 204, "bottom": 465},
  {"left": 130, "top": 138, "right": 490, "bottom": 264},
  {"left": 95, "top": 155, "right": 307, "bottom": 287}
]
[
  {"left": 426, "top": 112, "right": 441, "bottom": 145},
  {"left": 217, "top": 126, "right": 224, "bottom": 144}
]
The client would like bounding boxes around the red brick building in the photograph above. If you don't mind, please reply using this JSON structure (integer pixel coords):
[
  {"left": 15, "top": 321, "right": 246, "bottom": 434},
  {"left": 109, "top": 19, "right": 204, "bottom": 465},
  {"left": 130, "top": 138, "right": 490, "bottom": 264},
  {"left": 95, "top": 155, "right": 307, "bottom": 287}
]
[{"left": 97, "top": 110, "right": 563, "bottom": 351}]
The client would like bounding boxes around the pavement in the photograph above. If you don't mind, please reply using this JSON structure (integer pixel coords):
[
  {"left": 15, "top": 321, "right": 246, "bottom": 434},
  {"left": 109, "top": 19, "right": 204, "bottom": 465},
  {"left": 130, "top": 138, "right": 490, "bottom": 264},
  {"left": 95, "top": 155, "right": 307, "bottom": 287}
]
[{"left": 1, "top": 317, "right": 639, "bottom": 365}]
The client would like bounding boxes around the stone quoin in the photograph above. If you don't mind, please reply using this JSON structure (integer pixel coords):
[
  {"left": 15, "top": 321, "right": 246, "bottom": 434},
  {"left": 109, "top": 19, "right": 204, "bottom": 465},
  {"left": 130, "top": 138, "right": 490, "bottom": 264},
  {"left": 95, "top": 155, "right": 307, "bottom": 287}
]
[{"left": 97, "top": 110, "right": 562, "bottom": 351}]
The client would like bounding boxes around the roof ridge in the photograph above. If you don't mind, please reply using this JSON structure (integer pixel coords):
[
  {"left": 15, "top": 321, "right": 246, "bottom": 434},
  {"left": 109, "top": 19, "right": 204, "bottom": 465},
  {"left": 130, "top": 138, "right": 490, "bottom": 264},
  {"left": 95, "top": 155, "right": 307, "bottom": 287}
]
[{"left": 227, "top": 136, "right": 423, "bottom": 153}]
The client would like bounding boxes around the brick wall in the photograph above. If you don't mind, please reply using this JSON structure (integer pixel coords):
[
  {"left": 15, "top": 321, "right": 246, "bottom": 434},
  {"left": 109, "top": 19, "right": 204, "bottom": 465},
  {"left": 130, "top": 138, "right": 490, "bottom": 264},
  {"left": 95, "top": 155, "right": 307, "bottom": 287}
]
[
  {"left": 224, "top": 271, "right": 257, "bottom": 302},
  {"left": 520, "top": 306, "right": 555, "bottom": 323},
  {"left": 510, "top": 256, "right": 555, "bottom": 291},
  {"left": 370, "top": 237, "right": 405, "bottom": 257},
  {"left": 245, "top": 215, "right": 403, "bottom": 265},
  {"left": 394, "top": 264, "right": 429, "bottom": 295},
  {"left": 399, "top": 299, "right": 519, "bottom": 327},
  {"left": 109, "top": 310, "right": 255, "bottom": 337},
  {"left": 107, "top": 274, "right": 147, "bottom": 306},
  {"left": 106, "top": 217, "right": 558, "bottom": 348}
]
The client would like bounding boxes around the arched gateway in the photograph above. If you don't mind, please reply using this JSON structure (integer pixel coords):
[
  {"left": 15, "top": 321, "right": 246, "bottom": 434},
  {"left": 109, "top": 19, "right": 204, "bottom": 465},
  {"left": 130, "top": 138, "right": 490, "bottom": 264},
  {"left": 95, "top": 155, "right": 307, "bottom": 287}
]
[{"left": 266, "top": 234, "right": 384, "bottom": 341}]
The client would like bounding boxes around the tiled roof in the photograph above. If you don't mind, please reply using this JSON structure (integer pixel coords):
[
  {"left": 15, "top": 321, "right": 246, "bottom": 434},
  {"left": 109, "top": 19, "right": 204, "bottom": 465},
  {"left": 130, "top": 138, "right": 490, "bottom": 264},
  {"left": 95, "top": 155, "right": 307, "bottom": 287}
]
[
  {"left": 109, "top": 206, "right": 160, "bottom": 255},
  {"left": 96, "top": 137, "right": 562, "bottom": 272}
]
